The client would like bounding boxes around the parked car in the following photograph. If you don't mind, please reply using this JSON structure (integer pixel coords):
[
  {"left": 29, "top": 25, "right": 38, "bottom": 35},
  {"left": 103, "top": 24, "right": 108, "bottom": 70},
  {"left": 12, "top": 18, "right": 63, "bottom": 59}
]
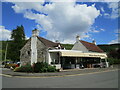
[
  {"left": 93, "top": 63, "right": 106, "bottom": 68},
  {"left": 2, "top": 61, "right": 14, "bottom": 65}
]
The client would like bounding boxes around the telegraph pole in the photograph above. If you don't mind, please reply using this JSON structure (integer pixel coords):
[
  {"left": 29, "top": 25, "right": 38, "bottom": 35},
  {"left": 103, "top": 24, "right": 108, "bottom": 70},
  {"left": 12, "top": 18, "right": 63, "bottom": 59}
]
[{"left": 4, "top": 40, "right": 8, "bottom": 63}]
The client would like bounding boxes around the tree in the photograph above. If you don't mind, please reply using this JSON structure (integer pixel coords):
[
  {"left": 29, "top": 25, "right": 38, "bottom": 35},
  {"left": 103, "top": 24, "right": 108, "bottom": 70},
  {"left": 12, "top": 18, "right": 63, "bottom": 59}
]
[
  {"left": 7, "top": 25, "right": 26, "bottom": 61},
  {"left": 108, "top": 48, "right": 120, "bottom": 59},
  {"left": 108, "top": 48, "right": 120, "bottom": 64}
]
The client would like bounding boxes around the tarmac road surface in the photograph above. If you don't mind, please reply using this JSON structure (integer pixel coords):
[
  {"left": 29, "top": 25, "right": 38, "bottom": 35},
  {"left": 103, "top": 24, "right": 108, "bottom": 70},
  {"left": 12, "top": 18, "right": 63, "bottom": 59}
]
[{"left": 2, "top": 70, "right": 119, "bottom": 88}]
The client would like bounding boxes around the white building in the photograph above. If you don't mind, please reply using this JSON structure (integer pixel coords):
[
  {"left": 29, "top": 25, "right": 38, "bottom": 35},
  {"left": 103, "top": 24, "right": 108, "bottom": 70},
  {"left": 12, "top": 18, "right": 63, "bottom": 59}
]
[{"left": 20, "top": 29, "right": 108, "bottom": 69}]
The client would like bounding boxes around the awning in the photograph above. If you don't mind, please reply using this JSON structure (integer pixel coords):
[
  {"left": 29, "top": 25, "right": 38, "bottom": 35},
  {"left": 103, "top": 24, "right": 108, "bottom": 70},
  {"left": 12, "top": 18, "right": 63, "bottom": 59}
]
[{"left": 49, "top": 50, "right": 107, "bottom": 59}]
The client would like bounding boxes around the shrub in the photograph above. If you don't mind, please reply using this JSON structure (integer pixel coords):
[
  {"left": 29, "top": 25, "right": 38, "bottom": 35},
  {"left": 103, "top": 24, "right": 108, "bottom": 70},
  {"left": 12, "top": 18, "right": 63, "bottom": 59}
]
[
  {"left": 47, "top": 66, "right": 56, "bottom": 72},
  {"left": 33, "top": 62, "right": 49, "bottom": 73},
  {"left": 113, "top": 59, "right": 120, "bottom": 64},
  {"left": 14, "top": 62, "right": 57, "bottom": 73},
  {"left": 107, "top": 58, "right": 120, "bottom": 65},
  {"left": 33, "top": 62, "right": 56, "bottom": 73},
  {"left": 33, "top": 62, "right": 42, "bottom": 73},
  {"left": 14, "top": 67, "right": 21, "bottom": 72},
  {"left": 107, "top": 58, "right": 114, "bottom": 65},
  {"left": 14, "top": 63, "right": 33, "bottom": 72}
]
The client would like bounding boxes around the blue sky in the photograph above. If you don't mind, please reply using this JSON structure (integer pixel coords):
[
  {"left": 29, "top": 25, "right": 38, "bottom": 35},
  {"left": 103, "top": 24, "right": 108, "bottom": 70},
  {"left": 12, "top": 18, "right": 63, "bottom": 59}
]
[{"left": 0, "top": 1, "right": 119, "bottom": 45}]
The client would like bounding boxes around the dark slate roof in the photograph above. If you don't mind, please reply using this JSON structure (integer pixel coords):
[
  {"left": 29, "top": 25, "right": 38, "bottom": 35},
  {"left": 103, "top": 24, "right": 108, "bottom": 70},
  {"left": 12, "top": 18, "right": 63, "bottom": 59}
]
[
  {"left": 80, "top": 40, "right": 104, "bottom": 53},
  {"left": 37, "top": 36, "right": 60, "bottom": 48}
]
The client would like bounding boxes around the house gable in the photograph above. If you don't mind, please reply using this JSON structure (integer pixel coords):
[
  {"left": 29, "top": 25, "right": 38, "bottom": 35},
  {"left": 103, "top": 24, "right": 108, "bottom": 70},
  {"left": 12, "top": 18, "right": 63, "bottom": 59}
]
[
  {"left": 72, "top": 41, "right": 89, "bottom": 52},
  {"left": 37, "top": 36, "right": 62, "bottom": 49},
  {"left": 20, "top": 39, "right": 31, "bottom": 65},
  {"left": 72, "top": 40, "right": 104, "bottom": 53},
  {"left": 80, "top": 40, "right": 104, "bottom": 53},
  {"left": 37, "top": 37, "right": 47, "bottom": 62}
]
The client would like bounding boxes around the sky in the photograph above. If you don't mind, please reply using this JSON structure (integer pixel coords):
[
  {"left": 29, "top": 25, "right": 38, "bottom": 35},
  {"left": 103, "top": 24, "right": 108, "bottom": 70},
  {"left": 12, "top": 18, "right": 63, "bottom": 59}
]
[{"left": 0, "top": 0, "right": 120, "bottom": 45}]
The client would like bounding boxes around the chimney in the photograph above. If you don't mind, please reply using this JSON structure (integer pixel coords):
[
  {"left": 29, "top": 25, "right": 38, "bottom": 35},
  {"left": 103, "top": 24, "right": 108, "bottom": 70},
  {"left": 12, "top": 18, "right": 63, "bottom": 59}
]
[
  {"left": 32, "top": 28, "right": 39, "bottom": 37},
  {"left": 76, "top": 35, "right": 80, "bottom": 42},
  {"left": 92, "top": 40, "right": 96, "bottom": 45},
  {"left": 55, "top": 40, "right": 59, "bottom": 43},
  {"left": 31, "top": 28, "right": 39, "bottom": 65}
]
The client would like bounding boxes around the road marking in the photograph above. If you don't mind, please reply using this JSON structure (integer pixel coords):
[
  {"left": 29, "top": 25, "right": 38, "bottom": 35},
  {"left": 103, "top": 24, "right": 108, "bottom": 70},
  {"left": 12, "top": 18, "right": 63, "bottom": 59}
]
[
  {"left": 13, "top": 69, "right": 119, "bottom": 78},
  {"left": 0, "top": 74, "right": 12, "bottom": 77},
  {"left": 1, "top": 69, "right": 119, "bottom": 78}
]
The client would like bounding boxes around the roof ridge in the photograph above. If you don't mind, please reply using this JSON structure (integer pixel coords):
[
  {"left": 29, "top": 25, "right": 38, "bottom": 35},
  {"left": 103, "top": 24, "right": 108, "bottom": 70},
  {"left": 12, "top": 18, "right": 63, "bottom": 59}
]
[
  {"left": 79, "top": 40, "right": 104, "bottom": 53},
  {"left": 37, "top": 36, "right": 59, "bottom": 44},
  {"left": 37, "top": 36, "right": 59, "bottom": 47},
  {"left": 80, "top": 40, "right": 94, "bottom": 45}
]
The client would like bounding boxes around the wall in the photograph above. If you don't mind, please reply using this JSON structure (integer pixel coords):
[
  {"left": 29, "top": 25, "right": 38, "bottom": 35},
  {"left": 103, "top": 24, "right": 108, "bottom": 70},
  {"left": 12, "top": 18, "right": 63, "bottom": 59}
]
[
  {"left": 37, "top": 39, "right": 47, "bottom": 63},
  {"left": 50, "top": 52, "right": 59, "bottom": 64},
  {"left": 72, "top": 41, "right": 89, "bottom": 52},
  {"left": 20, "top": 40, "right": 31, "bottom": 65}
]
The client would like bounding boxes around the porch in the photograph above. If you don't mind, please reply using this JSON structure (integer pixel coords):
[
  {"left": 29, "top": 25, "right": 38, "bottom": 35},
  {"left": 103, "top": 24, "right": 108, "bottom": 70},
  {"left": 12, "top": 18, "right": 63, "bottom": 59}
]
[{"left": 48, "top": 50, "right": 108, "bottom": 69}]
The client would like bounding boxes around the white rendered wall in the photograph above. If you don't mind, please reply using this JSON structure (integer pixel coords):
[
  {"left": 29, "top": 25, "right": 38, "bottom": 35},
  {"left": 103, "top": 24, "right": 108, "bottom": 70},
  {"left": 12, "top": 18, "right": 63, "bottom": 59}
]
[
  {"left": 72, "top": 41, "right": 89, "bottom": 52},
  {"left": 31, "top": 36, "right": 37, "bottom": 65},
  {"left": 47, "top": 52, "right": 52, "bottom": 64}
]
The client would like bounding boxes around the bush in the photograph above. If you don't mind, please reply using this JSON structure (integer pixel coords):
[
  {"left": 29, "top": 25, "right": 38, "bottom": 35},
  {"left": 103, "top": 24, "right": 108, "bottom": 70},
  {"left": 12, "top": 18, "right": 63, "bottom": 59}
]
[
  {"left": 114, "top": 59, "right": 120, "bottom": 64},
  {"left": 33, "top": 62, "right": 49, "bottom": 73},
  {"left": 14, "top": 67, "right": 21, "bottom": 72},
  {"left": 33, "top": 62, "right": 56, "bottom": 73},
  {"left": 107, "top": 58, "right": 114, "bottom": 65},
  {"left": 14, "top": 63, "right": 33, "bottom": 72},
  {"left": 14, "top": 62, "right": 57, "bottom": 73},
  {"left": 107, "top": 58, "right": 120, "bottom": 65},
  {"left": 47, "top": 66, "right": 56, "bottom": 72}
]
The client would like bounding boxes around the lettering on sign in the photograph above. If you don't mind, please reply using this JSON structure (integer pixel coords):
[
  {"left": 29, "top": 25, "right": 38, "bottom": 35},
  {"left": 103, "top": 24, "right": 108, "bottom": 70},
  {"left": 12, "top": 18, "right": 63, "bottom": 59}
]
[{"left": 89, "top": 54, "right": 105, "bottom": 57}]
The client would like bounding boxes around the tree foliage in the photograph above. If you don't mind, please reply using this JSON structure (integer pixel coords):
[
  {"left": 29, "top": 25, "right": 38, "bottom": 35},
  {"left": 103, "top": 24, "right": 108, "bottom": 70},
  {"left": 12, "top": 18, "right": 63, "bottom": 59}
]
[
  {"left": 7, "top": 25, "right": 26, "bottom": 61},
  {"left": 61, "top": 44, "right": 73, "bottom": 50}
]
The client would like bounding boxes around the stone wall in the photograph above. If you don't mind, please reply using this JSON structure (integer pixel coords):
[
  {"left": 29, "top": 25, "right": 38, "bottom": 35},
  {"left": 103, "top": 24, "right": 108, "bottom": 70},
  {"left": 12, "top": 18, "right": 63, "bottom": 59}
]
[
  {"left": 20, "top": 37, "right": 55, "bottom": 65},
  {"left": 37, "top": 39, "right": 47, "bottom": 62},
  {"left": 20, "top": 40, "right": 31, "bottom": 65}
]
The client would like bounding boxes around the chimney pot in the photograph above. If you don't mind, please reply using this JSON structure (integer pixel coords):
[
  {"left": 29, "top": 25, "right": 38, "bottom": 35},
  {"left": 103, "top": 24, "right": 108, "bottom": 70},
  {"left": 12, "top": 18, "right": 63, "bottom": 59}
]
[
  {"left": 32, "top": 29, "right": 39, "bottom": 37},
  {"left": 76, "top": 35, "right": 80, "bottom": 42},
  {"left": 92, "top": 40, "right": 96, "bottom": 45}
]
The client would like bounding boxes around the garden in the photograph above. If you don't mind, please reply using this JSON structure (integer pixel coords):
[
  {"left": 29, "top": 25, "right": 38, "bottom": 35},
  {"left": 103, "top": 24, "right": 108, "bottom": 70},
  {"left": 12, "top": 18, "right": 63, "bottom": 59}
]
[{"left": 4, "top": 62, "right": 58, "bottom": 73}]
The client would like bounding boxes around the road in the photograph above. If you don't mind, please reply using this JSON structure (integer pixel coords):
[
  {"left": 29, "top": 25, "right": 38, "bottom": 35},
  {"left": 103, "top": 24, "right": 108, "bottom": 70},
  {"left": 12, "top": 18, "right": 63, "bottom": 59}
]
[{"left": 2, "top": 70, "right": 118, "bottom": 88}]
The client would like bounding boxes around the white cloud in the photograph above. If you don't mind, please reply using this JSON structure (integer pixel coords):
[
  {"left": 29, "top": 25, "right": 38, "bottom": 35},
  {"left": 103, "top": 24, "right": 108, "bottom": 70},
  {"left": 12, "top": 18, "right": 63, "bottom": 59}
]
[
  {"left": 108, "top": 2, "right": 119, "bottom": 19},
  {"left": 100, "top": 7, "right": 105, "bottom": 12},
  {"left": 90, "top": 29, "right": 100, "bottom": 33},
  {"left": 100, "top": 2, "right": 119, "bottom": 19},
  {"left": 109, "top": 39, "right": 118, "bottom": 44},
  {"left": 9, "top": 1, "right": 100, "bottom": 43},
  {"left": 25, "top": 36, "right": 30, "bottom": 40},
  {"left": 2, "top": 0, "right": 120, "bottom": 2},
  {"left": 12, "top": 2, "right": 44, "bottom": 13},
  {"left": 0, "top": 26, "right": 11, "bottom": 41},
  {"left": 90, "top": 27, "right": 105, "bottom": 33},
  {"left": 105, "top": 2, "right": 119, "bottom": 19},
  {"left": 118, "top": 29, "right": 120, "bottom": 34},
  {"left": 109, "top": 29, "right": 120, "bottom": 44},
  {"left": 100, "top": 28, "right": 105, "bottom": 31}
]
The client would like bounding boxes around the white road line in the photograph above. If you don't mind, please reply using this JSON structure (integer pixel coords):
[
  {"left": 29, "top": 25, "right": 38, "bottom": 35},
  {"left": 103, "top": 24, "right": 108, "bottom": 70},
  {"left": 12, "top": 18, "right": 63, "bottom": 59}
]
[{"left": 0, "top": 74, "right": 12, "bottom": 77}]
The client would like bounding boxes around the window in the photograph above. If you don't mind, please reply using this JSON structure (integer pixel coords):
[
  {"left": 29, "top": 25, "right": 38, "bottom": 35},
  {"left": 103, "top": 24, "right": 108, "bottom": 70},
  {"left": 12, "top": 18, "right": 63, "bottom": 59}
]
[
  {"left": 101, "top": 59, "right": 105, "bottom": 62},
  {"left": 22, "top": 53, "right": 24, "bottom": 56},
  {"left": 28, "top": 51, "right": 31, "bottom": 55}
]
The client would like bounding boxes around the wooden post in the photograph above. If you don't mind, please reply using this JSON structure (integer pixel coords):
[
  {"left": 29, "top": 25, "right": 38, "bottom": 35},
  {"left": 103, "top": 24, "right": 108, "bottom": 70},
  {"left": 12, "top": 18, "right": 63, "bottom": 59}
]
[{"left": 4, "top": 42, "right": 8, "bottom": 63}]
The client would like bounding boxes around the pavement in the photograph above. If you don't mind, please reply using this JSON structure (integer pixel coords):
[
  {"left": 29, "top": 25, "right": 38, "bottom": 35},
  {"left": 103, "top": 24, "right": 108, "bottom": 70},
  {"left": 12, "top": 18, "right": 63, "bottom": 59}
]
[{"left": 1, "top": 64, "right": 119, "bottom": 77}]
